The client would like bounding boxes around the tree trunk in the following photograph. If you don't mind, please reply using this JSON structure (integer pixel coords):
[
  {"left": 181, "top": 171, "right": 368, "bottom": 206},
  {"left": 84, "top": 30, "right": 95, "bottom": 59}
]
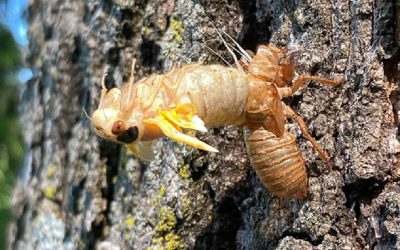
[{"left": 9, "top": 0, "right": 400, "bottom": 249}]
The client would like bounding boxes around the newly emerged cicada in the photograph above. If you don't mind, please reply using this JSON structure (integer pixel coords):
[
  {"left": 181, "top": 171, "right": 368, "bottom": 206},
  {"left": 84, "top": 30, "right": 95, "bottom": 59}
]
[
  {"left": 92, "top": 44, "right": 341, "bottom": 199},
  {"left": 92, "top": 61, "right": 248, "bottom": 160}
]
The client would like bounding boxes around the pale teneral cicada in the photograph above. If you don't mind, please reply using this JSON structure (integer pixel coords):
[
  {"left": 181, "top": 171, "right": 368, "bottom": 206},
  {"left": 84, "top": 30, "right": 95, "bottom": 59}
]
[{"left": 92, "top": 44, "right": 341, "bottom": 199}]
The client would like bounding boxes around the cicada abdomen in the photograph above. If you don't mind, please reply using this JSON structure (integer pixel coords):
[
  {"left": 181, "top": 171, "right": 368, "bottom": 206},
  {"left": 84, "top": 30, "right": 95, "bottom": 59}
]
[{"left": 245, "top": 127, "right": 307, "bottom": 199}]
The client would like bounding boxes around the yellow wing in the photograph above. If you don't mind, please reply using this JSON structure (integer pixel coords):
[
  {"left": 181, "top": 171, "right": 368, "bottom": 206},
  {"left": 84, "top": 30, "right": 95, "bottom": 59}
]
[{"left": 143, "top": 103, "right": 218, "bottom": 152}]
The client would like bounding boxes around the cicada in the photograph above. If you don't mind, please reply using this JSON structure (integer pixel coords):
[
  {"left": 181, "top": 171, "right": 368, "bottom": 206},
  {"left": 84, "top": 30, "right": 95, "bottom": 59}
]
[
  {"left": 92, "top": 45, "right": 341, "bottom": 199},
  {"left": 92, "top": 61, "right": 249, "bottom": 160}
]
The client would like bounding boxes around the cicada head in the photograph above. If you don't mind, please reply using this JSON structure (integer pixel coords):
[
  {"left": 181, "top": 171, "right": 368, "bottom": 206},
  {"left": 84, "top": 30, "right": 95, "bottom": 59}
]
[{"left": 92, "top": 82, "right": 144, "bottom": 145}]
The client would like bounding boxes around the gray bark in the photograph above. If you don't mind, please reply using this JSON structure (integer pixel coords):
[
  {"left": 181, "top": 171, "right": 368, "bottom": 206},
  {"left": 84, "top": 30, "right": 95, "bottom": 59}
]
[{"left": 8, "top": 0, "right": 400, "bottom": 249}]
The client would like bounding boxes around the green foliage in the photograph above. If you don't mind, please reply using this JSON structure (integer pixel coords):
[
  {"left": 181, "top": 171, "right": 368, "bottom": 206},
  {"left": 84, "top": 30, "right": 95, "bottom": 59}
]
[
  {"left": 0, "top": 23, "right": 24, "bottom": 249},
  {"left": 0, "top": 24, "right": 21, "bottom": 82}
]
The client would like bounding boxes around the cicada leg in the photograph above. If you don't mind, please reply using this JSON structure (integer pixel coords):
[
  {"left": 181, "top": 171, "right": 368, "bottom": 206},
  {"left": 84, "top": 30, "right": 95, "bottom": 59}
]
[
  {"left": 278, "top": 75, "right": 342, "bottom": 98},
  {"left": 284, "top": 105, "right": 329, "bottom": 162}
]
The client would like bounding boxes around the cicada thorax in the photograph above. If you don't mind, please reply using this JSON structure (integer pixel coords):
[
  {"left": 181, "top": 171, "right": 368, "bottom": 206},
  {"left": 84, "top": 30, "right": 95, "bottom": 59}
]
[
  {"left": 245, "top": 44, "right": 296, "bottom": 87},
  {"left": 244, "top": 45, "right": 296, "bottom": 137},
  {"left": 245, "top": 79, "right": 286, "bottom": 137}
]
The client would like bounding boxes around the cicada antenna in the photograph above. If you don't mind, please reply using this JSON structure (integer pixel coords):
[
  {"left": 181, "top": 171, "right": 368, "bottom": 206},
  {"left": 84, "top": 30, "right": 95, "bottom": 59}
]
[
  {"left": 123, "top": 59, "right": 136, "bottom": 112},
  {"left": 98, "top": 72, "right": 108, "bottom": 108},
  {"left": 101, "top": 72, "right": 107, "bottom": 90},
  {"left": 82, "top": 107, "right": 92, "bottom": 121}
]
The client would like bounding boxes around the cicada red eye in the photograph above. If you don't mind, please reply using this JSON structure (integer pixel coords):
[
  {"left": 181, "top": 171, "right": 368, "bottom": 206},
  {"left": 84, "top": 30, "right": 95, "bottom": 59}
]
[{"left": 111, "top": 120, "right": 126, "bottom": 135}]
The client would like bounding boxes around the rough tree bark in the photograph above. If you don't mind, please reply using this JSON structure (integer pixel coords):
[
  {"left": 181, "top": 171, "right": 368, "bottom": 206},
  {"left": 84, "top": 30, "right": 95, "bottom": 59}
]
[{"left": 8, "top": 0, "right": 400, "bottom": 249}]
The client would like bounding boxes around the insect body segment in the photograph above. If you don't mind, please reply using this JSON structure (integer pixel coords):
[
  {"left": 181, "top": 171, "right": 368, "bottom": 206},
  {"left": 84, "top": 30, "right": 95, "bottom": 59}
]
[
  {"left": 241, "top": 45, "right": 299, "bottom": 138},
  {"left": 242, "top": 45, "right": 297, "bottom": 87},
  {"left": 245, "top": 127, "right": 307, "bottom": 199}
]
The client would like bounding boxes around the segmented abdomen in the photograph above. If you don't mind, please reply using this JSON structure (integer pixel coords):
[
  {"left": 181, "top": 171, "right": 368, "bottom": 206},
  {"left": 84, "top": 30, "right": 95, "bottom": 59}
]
[
  {"left": 169, "top": 65, "right": 249, "bottom": 127},
  {"left": 245, "top": 127, "right": 307, "bottom": 199}
]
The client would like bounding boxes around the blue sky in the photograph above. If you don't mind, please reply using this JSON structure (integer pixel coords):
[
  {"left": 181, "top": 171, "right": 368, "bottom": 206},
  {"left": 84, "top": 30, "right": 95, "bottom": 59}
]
[
  {"left": 0, "top": 0, "right": 32, "bottom": 83},
  {"left": 0, "top": 0, "right": 29, "bottom": 46}
]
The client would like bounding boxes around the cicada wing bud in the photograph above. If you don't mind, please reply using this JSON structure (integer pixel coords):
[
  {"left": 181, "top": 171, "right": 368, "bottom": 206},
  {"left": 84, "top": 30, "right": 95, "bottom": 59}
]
[{"left": 127, "top": 141, "right": 155, "bottom": 161}]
